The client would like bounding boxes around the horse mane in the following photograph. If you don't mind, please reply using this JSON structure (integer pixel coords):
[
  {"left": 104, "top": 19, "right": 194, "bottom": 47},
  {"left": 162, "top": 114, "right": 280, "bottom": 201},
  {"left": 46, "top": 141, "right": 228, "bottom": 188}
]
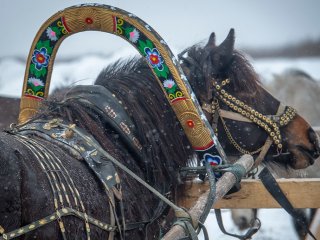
[
  {"left": 95, "top": 57, "right": 195, "bottom": 176},
  {"left": 39, "top": 57, "right": 194, "bottom": 190}
]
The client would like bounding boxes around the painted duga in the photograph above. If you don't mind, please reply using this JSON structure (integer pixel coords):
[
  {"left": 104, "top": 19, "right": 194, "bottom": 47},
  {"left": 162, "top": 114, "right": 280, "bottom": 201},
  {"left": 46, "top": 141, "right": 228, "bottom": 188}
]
[{"left": 0, "top": 7, "right": 319, "bottom": 240}]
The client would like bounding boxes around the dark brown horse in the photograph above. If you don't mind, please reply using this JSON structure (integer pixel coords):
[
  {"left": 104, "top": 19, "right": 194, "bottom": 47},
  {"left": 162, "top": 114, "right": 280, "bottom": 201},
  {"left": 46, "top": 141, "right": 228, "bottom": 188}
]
[
  {"left": 179, "top": 29, "right": 320, "bottom": 169},
  {"left": 0, "top": 30, "right": 319, "bottom": 240},
  {"left": 0, "top": 96, "right": 19, "bottom": 130}
]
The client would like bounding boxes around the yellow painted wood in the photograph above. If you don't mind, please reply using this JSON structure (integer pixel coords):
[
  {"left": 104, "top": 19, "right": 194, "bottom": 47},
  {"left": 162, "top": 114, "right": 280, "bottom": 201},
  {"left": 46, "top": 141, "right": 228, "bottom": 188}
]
[{"left": 178, "top": 178, "right": 320, "bottom": 209}]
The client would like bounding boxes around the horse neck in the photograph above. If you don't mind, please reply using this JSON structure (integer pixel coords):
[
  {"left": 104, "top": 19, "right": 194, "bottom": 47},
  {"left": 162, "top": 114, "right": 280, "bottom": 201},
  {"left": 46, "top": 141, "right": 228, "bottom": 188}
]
[
  {"left": 0, "top": 132, "right": 22, "bottom": 228},
  {"left": 95, "top": 59, "right": 194, "bottom": 182}
]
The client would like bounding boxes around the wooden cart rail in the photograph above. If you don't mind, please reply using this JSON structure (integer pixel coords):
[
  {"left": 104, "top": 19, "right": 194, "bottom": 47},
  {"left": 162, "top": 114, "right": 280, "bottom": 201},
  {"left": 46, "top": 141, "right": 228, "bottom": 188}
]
[{"left": 178, "top": 178, "right": 320, "bottom": 209}]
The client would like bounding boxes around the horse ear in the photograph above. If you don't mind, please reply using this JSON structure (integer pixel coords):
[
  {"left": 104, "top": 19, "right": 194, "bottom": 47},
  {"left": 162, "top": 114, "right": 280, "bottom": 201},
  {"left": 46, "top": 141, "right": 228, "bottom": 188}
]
[
  {"left": 206, "top": 32, "right": 216, "bottom": 48},
  {"left": 210, "top": 28, "right": 235, "bottom": 74},
  {"left": 218, "top": 28, "right": 235, "bottom": 57}
]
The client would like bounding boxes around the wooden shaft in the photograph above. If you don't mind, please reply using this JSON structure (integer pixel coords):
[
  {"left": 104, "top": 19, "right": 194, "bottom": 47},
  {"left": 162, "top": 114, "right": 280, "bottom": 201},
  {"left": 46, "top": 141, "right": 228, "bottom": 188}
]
[{"left": 162, "top": 154, "right": 254, "bottom": 240}]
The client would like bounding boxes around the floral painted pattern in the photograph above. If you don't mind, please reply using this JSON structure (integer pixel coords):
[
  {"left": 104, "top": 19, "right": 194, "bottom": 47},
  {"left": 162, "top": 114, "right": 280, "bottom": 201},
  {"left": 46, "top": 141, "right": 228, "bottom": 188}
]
[
  {"left": 114, "top": 16, "right": 183, "bottom": 100},
  {"left": 28, "top": 77, "right": 44, "bottom": 87},
  {"left": 32, "top": 47, "right": 50, "bottom": 70},
  {"left": 203, "top": 153, "right": 223, "bottom": 178},
  {"left": 124, "top": 27, "right": 140, "bottom": 43},
  {"left": 163, "top": 79, "right": 177, "bottom": 94},
  {"left": 25, "top": 17, "right": 69, "bottom": 98},
  {"left": 145, "top": 47, "right": 164, "bottom": 70},
  {"left": 26, "top": 77, "right": 45, "bottom": 97},
  {"left": 137, "top": 39, "right": 169, "bottom": 79},
  {"left": 29, "top": 40, "right": 53, "bottom": 78},
  {"left": 46, "top": 27, "right": 59, "bottom": 41}
]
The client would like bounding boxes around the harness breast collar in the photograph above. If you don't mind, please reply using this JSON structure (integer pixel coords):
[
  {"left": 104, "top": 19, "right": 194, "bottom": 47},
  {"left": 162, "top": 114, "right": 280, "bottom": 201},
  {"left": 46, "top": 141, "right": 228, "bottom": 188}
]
[
  {"left": 0, "top": 86, "right": 147, "bottom": 239},
  {"left": 2, "top": 85, "right": 205, "bottom": 240}
]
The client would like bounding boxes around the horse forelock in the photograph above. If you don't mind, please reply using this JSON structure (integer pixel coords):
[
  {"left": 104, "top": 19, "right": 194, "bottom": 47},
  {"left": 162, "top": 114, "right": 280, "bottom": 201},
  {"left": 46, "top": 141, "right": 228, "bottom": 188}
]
[{"left": 182, "top": 45, "right": 263, "bottom": 106}]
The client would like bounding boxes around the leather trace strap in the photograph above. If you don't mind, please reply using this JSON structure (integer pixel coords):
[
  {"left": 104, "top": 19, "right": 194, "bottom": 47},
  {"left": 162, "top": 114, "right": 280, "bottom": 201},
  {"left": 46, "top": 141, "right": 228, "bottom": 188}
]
[
  {"left": 214, "top": 209, "right": 261, "bottom": 240},
  {"left": 259, "top": 167, "right": 317, "bottom": 240},
  {"left": 0, "top": 207, "right": 117, "bottom": 240}
]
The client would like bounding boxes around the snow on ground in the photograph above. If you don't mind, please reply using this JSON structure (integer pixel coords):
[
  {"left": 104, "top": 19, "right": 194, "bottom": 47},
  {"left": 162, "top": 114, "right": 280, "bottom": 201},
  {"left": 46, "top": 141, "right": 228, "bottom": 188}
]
[
  {"left": 199, "top": 209, "right": 299, "bottom": 240},
  {"left": 0, "top": 51, "right": 319, "bottom": 239}
]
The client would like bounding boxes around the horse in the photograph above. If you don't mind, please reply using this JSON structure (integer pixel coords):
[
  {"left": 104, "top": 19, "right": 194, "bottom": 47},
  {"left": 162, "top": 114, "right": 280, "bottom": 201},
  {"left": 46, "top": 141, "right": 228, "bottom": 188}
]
[
  {"left": 1, "top": 21, "right": 319, "bottom": 240},
  {"left": 0, "top": 96, "right": 19, "bottom": 130},
  {"left": 267, "top": 69, "right": 320, "bottom": 126},
  {"left": 179, "top": 29, "right": 320, "bottom": 169},
  {"left": 230, "top": 68, "right": 320, "bottom": 239}
]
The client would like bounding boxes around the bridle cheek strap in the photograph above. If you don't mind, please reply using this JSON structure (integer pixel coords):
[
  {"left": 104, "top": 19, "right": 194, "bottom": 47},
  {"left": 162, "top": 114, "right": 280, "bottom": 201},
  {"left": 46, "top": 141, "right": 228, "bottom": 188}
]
[
  {"left": 206, "top": 100, "right": 288, "bottom": 168},
  {"left": 253, "top": 104, "right": 286, "bottom": 168},
  {"left": 218, "top": 109, "right": 273, "bottom": 168}
]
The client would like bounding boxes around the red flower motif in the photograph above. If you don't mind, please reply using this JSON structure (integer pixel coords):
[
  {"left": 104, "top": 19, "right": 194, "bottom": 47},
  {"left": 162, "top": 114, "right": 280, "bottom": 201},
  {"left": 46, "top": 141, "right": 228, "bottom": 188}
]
[
  {"left": 36, "top": 54, "right": 45, "bottom": 64},
  {"left": 85, "top": 17, "right": 93, "bottom": 24},
  {"left": 150, "top": 54, "right": 159, "bottom": 65},
  {"left": 186, "top": 120, "right": 195, "bottom": 128},
  {"left": 145, "top": 47, "right": 164, "bottom": 70}
]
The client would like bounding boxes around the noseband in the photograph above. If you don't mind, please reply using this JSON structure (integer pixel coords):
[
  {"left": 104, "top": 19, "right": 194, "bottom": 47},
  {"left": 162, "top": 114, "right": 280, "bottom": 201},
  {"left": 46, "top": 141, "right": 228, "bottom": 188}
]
[{"left": 202, "top": 78, "right": 297, "bottom": 166}]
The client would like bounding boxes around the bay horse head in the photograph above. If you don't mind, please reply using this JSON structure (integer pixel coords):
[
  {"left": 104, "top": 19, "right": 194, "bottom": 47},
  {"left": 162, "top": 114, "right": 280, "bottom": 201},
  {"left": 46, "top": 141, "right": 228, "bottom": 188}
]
[{"left": 179, "top": 29, "right": 320, "bottom": 169}]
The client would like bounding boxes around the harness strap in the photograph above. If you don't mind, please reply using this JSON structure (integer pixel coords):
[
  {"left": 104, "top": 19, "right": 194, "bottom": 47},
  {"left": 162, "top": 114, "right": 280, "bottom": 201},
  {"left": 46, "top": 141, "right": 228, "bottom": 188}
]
[
  {"left": 219, "top": 104, "right": 287, "bottom": 123},
  {"left": 0, "top": 207, "right": 117, "bottom": 240},
  {"left": 198, "top": 161, "right": 216, "bottom": 224},
  {"left": 253, "top": 137, "right": 273, "bottom": 168},
  {"left": 213, "top": 163, "right": 261, "bottom": 240},
  {"left": 64, "top": 85, "right": 143, "bottom": 156},
  {"left": 214, "top": 209, "right": 261, "bottom": 240},
  {"left": 55, "top": 122, "right": 200, "bottom": 235},
  {"left": 219, "top": 109, "right": 252, "bottom": 123},
  {"left": 259, "top": 168, "right": 317, "bottom": 240},
  {"left": 17, "top": 119, "right": 121, "bottom": 191},
  {"left": 253, "top": 104, "right": 286, "bottom": 167},
  {"left": 172, "top": 220, "right": 199, "bottom": 240}
]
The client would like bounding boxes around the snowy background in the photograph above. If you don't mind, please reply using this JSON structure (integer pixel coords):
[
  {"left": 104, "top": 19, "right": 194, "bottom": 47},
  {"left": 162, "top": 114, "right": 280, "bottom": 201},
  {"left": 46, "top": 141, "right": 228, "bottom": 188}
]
[{"left": 1, "top": 0, "right": 320, "bottom": 239}]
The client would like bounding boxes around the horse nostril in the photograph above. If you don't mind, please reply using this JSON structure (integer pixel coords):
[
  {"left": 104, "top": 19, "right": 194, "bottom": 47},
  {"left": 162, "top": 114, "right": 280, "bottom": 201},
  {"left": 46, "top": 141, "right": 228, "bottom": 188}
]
[
  {"left": 308, "top": 128, "right": 320, "bottom": 157},
  {"left": 238, "top": 217, "right": 250, "bottom": 230}
]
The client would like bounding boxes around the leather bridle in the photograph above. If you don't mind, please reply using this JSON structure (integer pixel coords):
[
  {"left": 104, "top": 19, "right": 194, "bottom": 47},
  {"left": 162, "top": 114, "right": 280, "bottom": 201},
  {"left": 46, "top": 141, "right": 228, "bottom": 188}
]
[{"left": 201, "top": 78, "right": 297, "bottom": 168}]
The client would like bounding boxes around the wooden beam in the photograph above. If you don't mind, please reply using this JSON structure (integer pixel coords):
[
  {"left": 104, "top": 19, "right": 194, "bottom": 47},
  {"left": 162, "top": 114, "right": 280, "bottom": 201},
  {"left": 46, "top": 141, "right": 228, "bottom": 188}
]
[
  {"left": 177, "top": 178, "right": 320, "bottom": 209},
  {"left": 162, "top": 155, "right": 254, "bottom": 240},
  {"left": 306, "top": 209, "right": 320, "bottom": 240}
]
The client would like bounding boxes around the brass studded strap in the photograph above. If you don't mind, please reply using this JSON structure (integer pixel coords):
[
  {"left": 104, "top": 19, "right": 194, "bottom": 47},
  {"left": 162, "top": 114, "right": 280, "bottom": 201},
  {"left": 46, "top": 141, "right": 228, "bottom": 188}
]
[
  {"left": 0, "top": 207, "right": 117, "bottom": 240},
  {"left": 211, "top": 79, "right": 296, "bottom": 151},
  {"left": 216, "top": 100, "right": 264, "bottom": 155}
]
